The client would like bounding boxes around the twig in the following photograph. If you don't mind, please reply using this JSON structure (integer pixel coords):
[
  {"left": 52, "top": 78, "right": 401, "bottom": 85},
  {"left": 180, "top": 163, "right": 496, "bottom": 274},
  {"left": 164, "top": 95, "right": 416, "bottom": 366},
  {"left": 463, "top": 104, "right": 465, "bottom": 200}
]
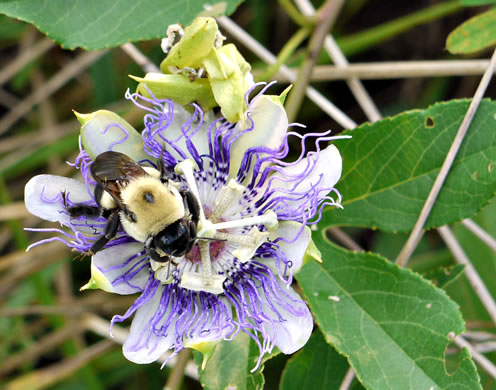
[
  {"left": 294, "top": 0, "right": 381, "bottom": 122},
  {"left": 461, "top": 219, "right": 496, "bottom": 253},
  {"left": 0, "top": 202, "right": 30, "bottom": 221},
  {"left": 338, "top": 367, "right": 356, "bottom": 390},
  {"left": 438, "top": 226, "right": 496, "bottom": 323},
  {"left": 6, "top": 339, "right": 114, "bottom": 390},
  {"left": 0, "top": 38, "right": 54, "bottom": 87},
  {"left": 0, "top": 88, "right": 21, "bottom": 108},
  {"left": 464, "top": 331, "right": 496, "bottom": 342},
  {"left": 450, "top": 333, "right": 496, "bottom": 380},
  {"left": 286, "top": 0, "right": 345, "bottom": 122},
  {"left": 0, "top": 321, "right": 86, "bottom": 376},
  {"left": 395, "top": 48, "right": 496, "bottom": 267},
  {"left": 164, "top": 349, "right": 193, "bottom": 390},
  {"left": 0, "top": 50, "right": 106, "bottom": 136},
  {"left": 328, "top": 227, "right": 363, "bottom": 251},
  {"left": 217, "top": 16, "right": 356, "bottom": 129},
  {"left": 82, "top": 313, "right": 199, "bottom": 380},
  {"left": 121, "top": 43, "right": 160, "bottom": 73},
  {"left": 0, "top": 299, "right": 134, "bottom": 317},
  {"left": 0, "top": 241, "right": 68, "bottom": 292},
  {"left": 280, "top": 60, "right": 496, "bottom": 81},
  {"left": 257, "top": 27, "right": 310, "bottom": 82}
]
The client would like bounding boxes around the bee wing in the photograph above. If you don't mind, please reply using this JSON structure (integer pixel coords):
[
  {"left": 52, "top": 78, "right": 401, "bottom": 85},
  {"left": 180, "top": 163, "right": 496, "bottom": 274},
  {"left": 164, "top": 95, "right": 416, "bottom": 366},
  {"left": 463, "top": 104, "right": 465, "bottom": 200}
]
[{"left": 91, "top": 151, "right": 147, "bottom": 203}]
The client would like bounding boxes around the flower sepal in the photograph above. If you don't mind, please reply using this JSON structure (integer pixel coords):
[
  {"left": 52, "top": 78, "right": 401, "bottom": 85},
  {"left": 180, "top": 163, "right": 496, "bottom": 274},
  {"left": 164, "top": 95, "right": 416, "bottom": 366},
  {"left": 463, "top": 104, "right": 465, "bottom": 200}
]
[
  {"left": 302, "top": 237, "right": 323, "bottom": 267},
  {"left": 131, "top": 73, "right": 217, "bottom": 112},
  {"left": 185, "top": 341, "right": 218, "bottom": 370},
  {"left": 80, "top": 263, "right": 114, "bottom": 293}
]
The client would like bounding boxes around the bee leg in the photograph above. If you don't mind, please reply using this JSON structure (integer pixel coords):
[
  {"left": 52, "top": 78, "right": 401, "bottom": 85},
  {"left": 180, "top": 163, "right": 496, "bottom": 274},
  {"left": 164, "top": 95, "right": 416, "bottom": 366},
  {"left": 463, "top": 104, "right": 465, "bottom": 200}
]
[
  {"left": 181, "top": 190, "right": 200, "bottom": 226},
  {"left": 87, "top": 210, "right": 120, "bottom": 255},
  {"left": 148, "top": 247, "right": 170, "bottom": 263},
  {"left": 62, "top": 191, "right": 101, "bottom": 218},
  {"left": 157, "top": 149, "right": 169, "bottom": 184}
]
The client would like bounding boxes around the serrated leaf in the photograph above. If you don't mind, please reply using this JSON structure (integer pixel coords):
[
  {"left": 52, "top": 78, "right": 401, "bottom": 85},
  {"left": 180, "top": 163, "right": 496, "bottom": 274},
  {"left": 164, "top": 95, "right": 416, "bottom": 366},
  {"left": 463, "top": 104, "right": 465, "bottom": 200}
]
[
  {"left": 0, "top": 0, "right": 242, "bottom": 50},
  {"left": 194, "top": 332, "right": 268, "bottom": 390},
  {"left": 296, "top": 231, "right": 481, "bottom": 390},
  {"left": 324, "top": 99, "right": 496, "bottom": 232},
  {"left": 280, "top": 329, "right": 365, "bottom": 390},
  {"left": 446, "top": 9, "right": 496, "bottom": 54},
  {"left": 424, "top": 264, "right": 465, "bottom": 289}
]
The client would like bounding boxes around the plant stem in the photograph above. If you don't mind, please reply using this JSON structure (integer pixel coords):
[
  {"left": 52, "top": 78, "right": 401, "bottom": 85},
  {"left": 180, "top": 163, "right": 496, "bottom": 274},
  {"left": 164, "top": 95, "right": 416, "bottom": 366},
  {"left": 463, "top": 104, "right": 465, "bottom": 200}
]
[
  {"left": 439, "top": 226, "right": 496, "bottom": 323},
  {"left": 164, "top": 349, "right": 193, "bottom": 390},
  {"left": 278, "top": 0, "right": 315, "bottom": 27},
  {"left": 286, "top": 0, "right": 345, "bottom": 122},
  {"left": 337, "top": 1, "right": 463, "bottom": 57},
  {"left": 257, "top": 27, "right": 310, "bottom": 82},
  {"left": 395, "top": 47, "right": 496, "bottom": 267}
]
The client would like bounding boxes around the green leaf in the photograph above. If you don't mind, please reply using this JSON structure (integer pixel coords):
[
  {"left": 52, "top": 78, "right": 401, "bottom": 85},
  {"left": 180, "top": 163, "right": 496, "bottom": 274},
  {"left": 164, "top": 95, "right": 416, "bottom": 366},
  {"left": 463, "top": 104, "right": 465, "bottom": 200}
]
[
  {"left": 296, "top": 231, "right": 481, "bottom": 390},
  {"left": 0, "top": 0, "right": 242, "bottom": 50},
  {"left": 446, "top": 9, "right": 496, "bottom": 54},
  {"left": 194, "top": 332, "right": 270, "bottom": 390},
  {"left": 424, "top": 264, "right": 465, "bottom": 289},
  {"left": 461, "top": 0, "right": 496, "bottom": 6},
  {"left": 280, "top": 329, "right": 364, "bottom": 390},
  {"left": 325, "top": 99, "right": 496, "bottom": 232}
]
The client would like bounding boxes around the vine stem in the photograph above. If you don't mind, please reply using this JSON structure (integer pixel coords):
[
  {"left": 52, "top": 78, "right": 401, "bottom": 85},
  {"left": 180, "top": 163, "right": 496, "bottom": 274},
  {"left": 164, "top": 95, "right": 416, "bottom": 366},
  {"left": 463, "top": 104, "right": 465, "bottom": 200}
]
[
  {"left": 395, "top": 47, "right": 496, "bottom": 267},
  {"left": 338, "top": 367, "right": 356, "bottom": 390},
  {"left": 294, "top": 0, "right": 381, "bottom": 122},
  {"left": 164, "top": 349, "right": 193, "bottom": 390},
  {"left": 438, "top": 226, "right": 496, "bottom": 323},
  {"left": 257, "top": 27, "right": 310, "bottom": 82},
  {"left": 279, "top": 60, "right": 495, "bottom": 81},
  {"left": 121, "top": 43, "right": 160, "bottom": 73},
  {"left": 461, "top": 219, "right": 496, "bottom": 253},
  {"left": 217, "top": 16, "right": 356, "bottom": 129},
  {"left": 278, "top": 0, "right": 314, "bottom": 27},
  {"left": 285, "top": 0, "right": 345, "bottom": 122}
]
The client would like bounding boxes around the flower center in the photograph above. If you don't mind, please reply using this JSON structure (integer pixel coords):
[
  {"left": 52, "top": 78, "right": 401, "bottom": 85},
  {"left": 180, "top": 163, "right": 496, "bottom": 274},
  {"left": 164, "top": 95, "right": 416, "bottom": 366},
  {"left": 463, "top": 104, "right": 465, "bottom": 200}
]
[{"left": 168, "top": 159, "right": 279, "bottom": 295}]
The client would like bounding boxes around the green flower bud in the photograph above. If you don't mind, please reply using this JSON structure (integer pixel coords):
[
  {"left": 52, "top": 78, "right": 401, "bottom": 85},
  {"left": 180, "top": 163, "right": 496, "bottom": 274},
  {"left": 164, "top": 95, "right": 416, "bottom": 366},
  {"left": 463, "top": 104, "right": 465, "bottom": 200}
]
[
  {"left": 75, "top": 110, "right": 148, "bottom": 161},
  {"left": 160, "top": 17, "right": 218, "bottom": 72}
]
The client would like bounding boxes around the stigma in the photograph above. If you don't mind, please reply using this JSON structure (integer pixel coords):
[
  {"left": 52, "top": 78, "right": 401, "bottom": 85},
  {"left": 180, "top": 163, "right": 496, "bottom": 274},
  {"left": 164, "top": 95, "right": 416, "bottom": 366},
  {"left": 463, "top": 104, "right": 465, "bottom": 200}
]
[{"left": 154, "top": 159, "right": 280, "bottom": 295}]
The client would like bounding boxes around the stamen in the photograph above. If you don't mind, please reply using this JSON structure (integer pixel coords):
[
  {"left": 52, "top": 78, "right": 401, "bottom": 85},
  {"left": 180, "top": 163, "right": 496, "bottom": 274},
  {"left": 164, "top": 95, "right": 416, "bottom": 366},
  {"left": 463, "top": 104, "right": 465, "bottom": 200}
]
[
  {"left": 211, "top": 179, "right": 245, "bottom": 220},
  {"left": 175, "top": 159, "right": 207, "bottom": 225},
  {"left": 210, "top": 211, "right": 278, "bottom": 232},
  {"left": 215, "top": 227, "right": 269, "bottom": 263},
  {"left": 200, "top": 241, "right": 213, "bottom": 286},
  {"left": 179, "top": 271, "right": 226, "bottom": 295}
]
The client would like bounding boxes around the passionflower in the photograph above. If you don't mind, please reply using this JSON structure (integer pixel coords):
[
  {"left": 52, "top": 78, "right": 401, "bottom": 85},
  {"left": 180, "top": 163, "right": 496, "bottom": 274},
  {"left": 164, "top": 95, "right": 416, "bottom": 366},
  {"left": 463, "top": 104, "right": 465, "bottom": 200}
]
[{"left": 24, "top": 83, "right": 347, "bottom": 369}]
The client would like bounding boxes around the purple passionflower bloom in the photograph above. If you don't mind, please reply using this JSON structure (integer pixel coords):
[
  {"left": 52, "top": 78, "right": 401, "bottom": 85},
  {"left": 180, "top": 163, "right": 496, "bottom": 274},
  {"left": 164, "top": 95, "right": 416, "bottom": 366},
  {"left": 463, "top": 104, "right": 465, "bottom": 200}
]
[{"left": 24, "top": 83, "right": 347, "bottom": 369}]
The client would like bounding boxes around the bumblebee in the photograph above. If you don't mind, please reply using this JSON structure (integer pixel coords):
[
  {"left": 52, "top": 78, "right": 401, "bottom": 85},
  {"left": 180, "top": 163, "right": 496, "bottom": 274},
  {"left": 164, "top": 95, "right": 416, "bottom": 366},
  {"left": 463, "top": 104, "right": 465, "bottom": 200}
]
[{"left": 64, "top": 151, "right": 200, "bottom": 264}]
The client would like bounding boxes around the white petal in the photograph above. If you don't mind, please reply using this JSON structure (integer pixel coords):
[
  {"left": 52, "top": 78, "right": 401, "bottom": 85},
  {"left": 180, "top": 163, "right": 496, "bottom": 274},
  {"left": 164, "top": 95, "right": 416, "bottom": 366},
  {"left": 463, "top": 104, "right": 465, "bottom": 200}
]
[
  {"left": 267, "top": 221, "right": 311, "bottom": 274},
  {"left": 150, "top": 103, "right": 213, "bottom": 162},
  {"left": 78, "top": 110, "right": 149, "bottom": 161},
  {"left": 88, "top": 242, "right": 148, "bottom": 295},
  {"left": 123, "top": 285, "right": 176, "bottom": 364},
  {"left": 184, "top": 297, "right": 233, "bottom": 349},
  {"left": 24, "top": 174, "right": 96, "bottom": 233},
  {"left": 263, "top": 285, "right": 313, "bottom": 354},
  {"left": 229, "top": 95, "right": 288, "bottom": 178},
  {"left": 276, "top": 144, "right": 342, "bottom": 194}
]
